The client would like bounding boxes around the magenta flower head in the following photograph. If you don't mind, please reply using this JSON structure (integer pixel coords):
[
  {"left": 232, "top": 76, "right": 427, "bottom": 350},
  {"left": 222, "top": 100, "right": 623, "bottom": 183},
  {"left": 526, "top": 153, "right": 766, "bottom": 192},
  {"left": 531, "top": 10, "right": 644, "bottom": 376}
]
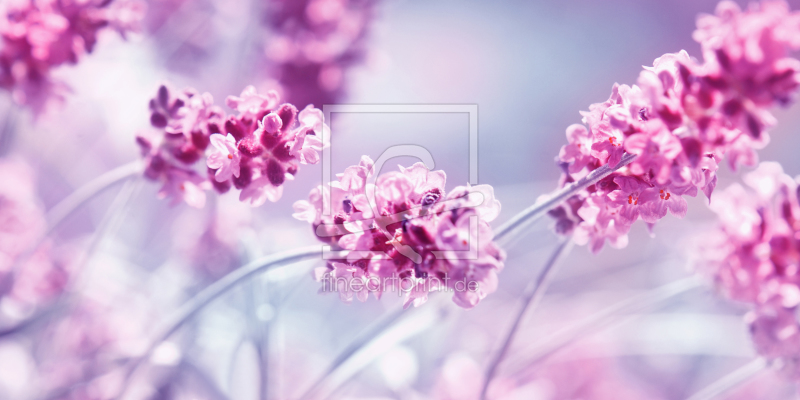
[
  {"left": 698, "top": 162, "right": 800, "bottom": 379},
  {"left": 136, "top": 84, "right": 223, "bottom": 208},
  {"left": 0, "top": 0, "right": 146, "bottom": 114},
  {"left": 219, "top": 86, "right": 327, "bottom": 206},
  {"left": 263, "top": 0, "right": 379, "bottom": 106},
  {"left": 293, "top": 156, "right": 505, "bottom": 309},
  {"left": 550, "top": 0, "right": 800, "bottom": 253},
  {"left": 137, "top": 84, "right": 326, "bottom": 208}
]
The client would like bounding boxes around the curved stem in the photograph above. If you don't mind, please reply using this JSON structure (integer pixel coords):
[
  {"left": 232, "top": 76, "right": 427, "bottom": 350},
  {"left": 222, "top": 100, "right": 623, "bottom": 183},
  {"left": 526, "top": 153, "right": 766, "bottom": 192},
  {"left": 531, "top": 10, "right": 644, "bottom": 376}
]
[
  {"left": 493, "top": 153, "right": 637, "bottom": 244},
  {"left": 11, "top": 160, "right": 142, "bottom": 273},
  {"left": 0, "top": 166, "right": 142, "bottom": 337},
  {"left": 686, "top": 358, "right": 767, "bottom": 400},
  {"left": 115, "top": 246, "right": 321, "bottom": 400},
  {"left": 303, "top": 298, "right": 450, "bottom": 400},
  {"left": 480, "top": 239, "right": 573, "bottom": 400},
  {"left": 298, "top": 306, "right": 408, "bottom": 400},
  {"left": 44, "top": 160, "right": 143, "bottom": 236},
  {"left": 0, "top": 102, "right": 18, "bottom": 156},
  {"left": 504, "top": 276, "right": 702, "bottom": 375}
]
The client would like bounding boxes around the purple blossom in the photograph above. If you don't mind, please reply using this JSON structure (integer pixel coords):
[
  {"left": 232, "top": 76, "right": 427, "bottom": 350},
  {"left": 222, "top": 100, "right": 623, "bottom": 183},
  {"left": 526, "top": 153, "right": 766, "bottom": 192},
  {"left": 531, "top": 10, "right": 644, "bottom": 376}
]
[
  {"left": 207, "top": 133, "right": 241, "bottom": 182},
  {"left": 262, "top": 0, "right": 379, "bottom": 106},
  {"left": 294, "top": 156, "right": 505, "bottom": 309},
  {"left": 137, "top": 84, "right": 327, "bottom": 207},
  {"left": 0, "top": 0, "right": 145, "bottom": 114},
  {"left": 698, "top": 162, "right": 800, "bottom": 379},
  {"left": 552, "top": 1, "right": 800, "bottom": 253},
  {"left": 157, "top": 167, "right": 209, "bottom": 209},
  {"left": 0, "top": 157, "right": 75, "bottom": 312}
]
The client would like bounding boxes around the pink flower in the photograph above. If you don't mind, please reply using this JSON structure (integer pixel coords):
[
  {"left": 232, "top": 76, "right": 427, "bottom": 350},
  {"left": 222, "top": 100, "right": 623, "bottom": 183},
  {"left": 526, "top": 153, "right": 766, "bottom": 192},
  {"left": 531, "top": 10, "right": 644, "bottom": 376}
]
[
  {"left": 698, "top": 162, "right": 800, "bottom": 380},
  {"left": 623, "top": 121, "right": 683, "bottom": 185},
  {"left": 157, "top": 167, "right": 209, "bottom": 208},
  {"left": 558, "top": 124, "right": 594, "bottom": 174},
  {"left": 295, "top": 156, "right": 505, "bottom": 309},
  {"left": 239, "top": 176, "right": 284, "bottom": 206},
  {"left": 138, "top": 84, "right": 327, "bottom": 207},
  {"left": 552, "top": 1, "right": 800, "bottom": 253},
  {"left": 225, "top": 85, "right": 280, "bottom": 119},
  {"left": 0, "top": 0, "right": 145, "bottom": 113},
  {"left": 0, "top": 157, "right": 77, "bottom": 312},
  {"left": 262, "top": 0, "right": 379, "bottom": 106},
  {"left": 207, "top": 133, "right": 241, "bottom": 182}
]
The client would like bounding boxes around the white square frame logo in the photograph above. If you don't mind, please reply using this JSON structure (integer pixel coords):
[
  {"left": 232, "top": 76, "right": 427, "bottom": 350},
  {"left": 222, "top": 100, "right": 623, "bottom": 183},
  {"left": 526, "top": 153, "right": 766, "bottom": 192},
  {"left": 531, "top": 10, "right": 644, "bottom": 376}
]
[
  {"left": 320, "top": 104, "right": 479, "bottom": 261},
  {"left": 322, "top": 104, "right": 478, "bottom": 198}
]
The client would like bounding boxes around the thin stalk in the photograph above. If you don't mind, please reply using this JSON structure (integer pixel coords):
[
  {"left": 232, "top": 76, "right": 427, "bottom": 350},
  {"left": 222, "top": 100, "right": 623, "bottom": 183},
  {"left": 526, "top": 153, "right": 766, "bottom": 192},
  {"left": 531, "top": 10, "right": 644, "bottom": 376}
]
[
  {"left": 505, "top": 276, "right": 702, "bottom": 374},
  {"left": 493, "top": 153, "right": 637, "bottom": 244},
  {"left": 0, "top": 178, "right": 142, "bottom": 338},
  {"left": 686, "top": 358, "right": 767, "bottom": 400},
  {"left": 479, "top": 239, "right": 573, "bottom": 400},
  {"left": 115, "top": 246, "right": 321, "bottom": 400},
  {"left": 0, "top": 102, "right": 18, "bottom": 156},
  {"left": 304, "top": 297, "right": 450, "bottom": 400},
  {"left": 44, "top": 160, "right": 143, "bottom": 237},
  {"left": 297, "top": 306, "right": 408, "bottom": 400},
  {"left": 9, "top": 160, "right": 141, "bottom": 276}
]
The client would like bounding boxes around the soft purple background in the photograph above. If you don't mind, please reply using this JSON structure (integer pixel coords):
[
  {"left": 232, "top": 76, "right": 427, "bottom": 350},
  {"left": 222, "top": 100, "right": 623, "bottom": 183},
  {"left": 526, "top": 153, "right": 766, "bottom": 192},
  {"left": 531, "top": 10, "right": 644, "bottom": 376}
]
[{"left": 3, "top": 0, "right": 800, "bottom": 398}]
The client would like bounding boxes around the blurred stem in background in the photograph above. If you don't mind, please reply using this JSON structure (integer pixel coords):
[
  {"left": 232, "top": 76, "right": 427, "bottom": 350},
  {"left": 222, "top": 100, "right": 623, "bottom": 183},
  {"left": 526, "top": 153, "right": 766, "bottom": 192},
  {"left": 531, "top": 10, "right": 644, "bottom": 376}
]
[
  {"left": 309, "top": 299, "right": 452, "bottom": 400},
  {"left": 240, "top": 235, "right": 271, "bottom": 400},
  {"left": 0, "top": 162, "right": 143, "bottom": 337},
  {"left": 115, "top": 246, "right": 321, "bottom": 399},
  {"left": 687, "top": 358, "right": 767, "bottom": 400},
  {"left": 43, "top": 161, "right": 143, "bottom": 238},
  {"left": 297, "top": 306, "right": 408, "bottom": 400},
  {"left": 505, "top": 276, "right": 703, "bottom": 375},
  {"left": 0, "top": 103, "right": 18, "bottom": 156},
  {"left": 480, "top": 238, "right": 573, "bottom": 400}
]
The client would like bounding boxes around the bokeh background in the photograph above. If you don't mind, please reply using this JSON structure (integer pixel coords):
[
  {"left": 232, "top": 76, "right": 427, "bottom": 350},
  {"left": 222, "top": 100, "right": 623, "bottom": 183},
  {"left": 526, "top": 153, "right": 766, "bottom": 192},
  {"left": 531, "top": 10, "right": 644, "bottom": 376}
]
[{"left": 2, "top": 0, "right": 800, "bottom": 399}]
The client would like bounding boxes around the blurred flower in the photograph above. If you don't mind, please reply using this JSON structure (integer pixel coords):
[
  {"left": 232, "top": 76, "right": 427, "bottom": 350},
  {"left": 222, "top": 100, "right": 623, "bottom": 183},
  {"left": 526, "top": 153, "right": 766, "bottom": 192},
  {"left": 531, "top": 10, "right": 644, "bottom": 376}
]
[
  {"left": 0, "top": 157, "right": 76, "bottom": 316},
  {"left": 294, "top": 156, "right": 505, "bottom": 309},
  {"left": 263, "top": 0, "right": 379, "bottom": 106},
  {"left": 137, "top": 84, "right": 326, "bottom": 208},
  {"left": 0, "top": 0, "right": 146, "bottom": 114},
  {"left": 432, "top": 350, "right": 662, "bottom": 400},
  {"left": 31, "top": 297, "right": 154, "bottom": 399},
  {"left": 698, "top": 162, "right": 800, "bottom": 380},
  {"left": 550, "top": 0, "right": 800, "bottom": 253}
]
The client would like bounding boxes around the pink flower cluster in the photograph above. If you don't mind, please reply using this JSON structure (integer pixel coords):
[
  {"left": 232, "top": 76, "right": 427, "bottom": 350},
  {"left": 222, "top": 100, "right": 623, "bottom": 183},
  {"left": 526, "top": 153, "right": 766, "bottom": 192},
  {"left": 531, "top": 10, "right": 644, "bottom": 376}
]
[
  {"left": 293, "top": 156, "right": 505, "bottom": 309},
  {"left": 32, "top": 297, "right": 154, "bottom": 398},
  {"left": 0, "top": 157, "right": 75, "bottom": 317},
  {"left": 699, "top": 162, "right": 800, "bottom": 379},
  {"left": 0, "top": 0, "right": 145, "bottom": 113},
  {"left": 136, "top": 84, "right": 326, "bottom": 208},
  {"left": 551, "top": 0, "right": 800, "bottom": 253},
  {"left": 264, "top": 0, "right": 378, "bottom": 106}
]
